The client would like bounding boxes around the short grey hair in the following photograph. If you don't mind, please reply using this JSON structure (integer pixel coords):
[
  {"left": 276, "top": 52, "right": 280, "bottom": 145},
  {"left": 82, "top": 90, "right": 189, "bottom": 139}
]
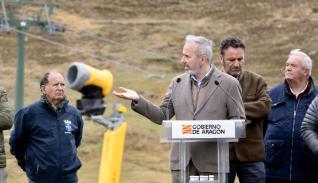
[
  {"left": 288, "top": 49, "right": 312, "bottom": 75},
  {"left": 40, "top": 72, "right": 50, "bottom": 87},
  {"left": 185, "top": 35, "right": 213, "bottom": 63},
  {"left": 40, "top": 71, "right": 64, "bottom": 87}
]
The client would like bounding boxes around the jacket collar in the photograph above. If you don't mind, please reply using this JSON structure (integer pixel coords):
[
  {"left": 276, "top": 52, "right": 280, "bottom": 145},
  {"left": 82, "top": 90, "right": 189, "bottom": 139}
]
[
  {"left": 190, "top": 65, "right": 214, "bottom": 87},
  {"left": 189, "top": 68, "right": 223, "bottom": 115},
  {"left": 275, "top": 76, "right": 315, "bottom": 103},
  {"left": 40, "top": 95, "right": 69, "bottom": 113},
  {"left": 238, "top": 70, "right": 246, "bottom": 81},
  {"left": 178, "top": 66, "right": 223, "bottom": 115},
  {"left": 284, "top": 76, "right": 314, "bottom": 98}
]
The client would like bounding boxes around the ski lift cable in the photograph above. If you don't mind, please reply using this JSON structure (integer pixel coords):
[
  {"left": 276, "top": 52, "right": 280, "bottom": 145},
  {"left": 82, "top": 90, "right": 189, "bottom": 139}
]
[
  {"left": 9, "top": 27, "right": 165, "bottom": 78},
  {"left": 65, "top": 25, "right": 178, "bottom": 63},
  {"left": 2, "top": 12, "right": 178, "bottom": 62},
  {"left": 1, "top": 1, "right": 177, "bottom": 63}
]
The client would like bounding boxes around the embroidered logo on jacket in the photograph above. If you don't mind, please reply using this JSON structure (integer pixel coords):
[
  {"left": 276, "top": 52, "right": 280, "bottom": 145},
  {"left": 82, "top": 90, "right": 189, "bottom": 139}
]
[{"left": 64, "top": 120, "right": 72, "bottom": 134}]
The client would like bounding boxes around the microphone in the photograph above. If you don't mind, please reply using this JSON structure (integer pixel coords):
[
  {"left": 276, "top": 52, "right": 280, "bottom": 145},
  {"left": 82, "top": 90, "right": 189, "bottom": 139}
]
[
  {"left": 214, "top": 80, "right": 243, "bottom": 120},
  {"left": 165, "top": 78, "right": 181, "bottom": 120}
]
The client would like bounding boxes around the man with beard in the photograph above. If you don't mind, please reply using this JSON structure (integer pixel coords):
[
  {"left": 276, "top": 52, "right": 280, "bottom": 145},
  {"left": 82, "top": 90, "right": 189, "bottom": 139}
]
[
  {"left": 220, "top": 36, "right": 271, "bottom": 183},
  {"left": 114, "top": 35, "right": 245, "bottom": 183}
]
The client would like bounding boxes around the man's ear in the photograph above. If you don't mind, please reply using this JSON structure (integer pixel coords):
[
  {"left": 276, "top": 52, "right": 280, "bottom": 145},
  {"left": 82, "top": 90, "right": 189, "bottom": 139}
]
[
  {"left": 219, "top": 55, "right": 225, "bottom": 65},
  {"left": 304, "top": 69, "right": 310, "bottom": 78},
  {"left": 200, "top": 54, "right": 207, "bottom": 63},
  {"left": 40, "top": 85, "right": 46, "bottom": 94}
]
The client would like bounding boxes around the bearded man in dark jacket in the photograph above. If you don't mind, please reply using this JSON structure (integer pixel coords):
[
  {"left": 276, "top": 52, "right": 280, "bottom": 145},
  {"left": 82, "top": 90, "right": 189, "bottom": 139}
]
[{"left": 220, "top": 37, "right": 271, "bottom": 183}]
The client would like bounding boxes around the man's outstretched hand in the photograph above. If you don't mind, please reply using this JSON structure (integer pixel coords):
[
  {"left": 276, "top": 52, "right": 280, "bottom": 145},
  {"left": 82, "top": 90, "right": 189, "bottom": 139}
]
[{"left": 113, "top": 87, "right": 140, "bottom": 101}]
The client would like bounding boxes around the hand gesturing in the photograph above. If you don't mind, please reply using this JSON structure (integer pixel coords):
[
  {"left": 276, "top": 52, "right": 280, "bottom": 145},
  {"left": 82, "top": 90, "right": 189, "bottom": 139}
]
[{"left": 113, "top": 87, "right": 140, "bottom": 101}]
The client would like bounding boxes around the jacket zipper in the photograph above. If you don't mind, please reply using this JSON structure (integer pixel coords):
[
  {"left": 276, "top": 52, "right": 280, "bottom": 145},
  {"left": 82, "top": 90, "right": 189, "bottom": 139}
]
[
  {"left": 289, "top": 99, "right": 300, "bottom": 181},
  {"left": 57, "top": 113, "right": 62, "bottom": 178},
  {"left": 36, "top": 164, "right": 39, "bottom": 175}
]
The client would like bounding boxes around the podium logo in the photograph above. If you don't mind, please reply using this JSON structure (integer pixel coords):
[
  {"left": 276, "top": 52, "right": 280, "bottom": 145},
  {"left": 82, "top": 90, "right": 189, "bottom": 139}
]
[{"left": 182, "top": 125, "right": 192, "bottom": 134}]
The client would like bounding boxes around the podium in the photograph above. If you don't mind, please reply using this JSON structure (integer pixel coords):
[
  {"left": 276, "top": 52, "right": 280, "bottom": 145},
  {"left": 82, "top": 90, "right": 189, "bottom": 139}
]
[{"left": 160, "top": 120, "right": 246, "bottom": 183}]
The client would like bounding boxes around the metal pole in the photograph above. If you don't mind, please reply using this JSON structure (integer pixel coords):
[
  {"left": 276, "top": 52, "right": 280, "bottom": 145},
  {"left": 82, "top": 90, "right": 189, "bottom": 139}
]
[{"left": 15, "top": 22, "right": 26, "bottom": 111}]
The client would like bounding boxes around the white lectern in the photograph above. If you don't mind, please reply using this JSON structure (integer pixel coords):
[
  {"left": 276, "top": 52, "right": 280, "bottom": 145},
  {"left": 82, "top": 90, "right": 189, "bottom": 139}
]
[{"left": 160, "top": 120, "right": 246, "bottom": 183}]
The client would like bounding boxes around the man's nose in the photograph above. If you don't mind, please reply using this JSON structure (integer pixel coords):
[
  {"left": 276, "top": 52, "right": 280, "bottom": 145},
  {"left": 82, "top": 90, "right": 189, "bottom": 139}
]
[
  {"left": 180, "top": 57, "right": 185, "bottom": 64},
  {"left": 233, "top": 60, "right": 240, "bottom": 67}
]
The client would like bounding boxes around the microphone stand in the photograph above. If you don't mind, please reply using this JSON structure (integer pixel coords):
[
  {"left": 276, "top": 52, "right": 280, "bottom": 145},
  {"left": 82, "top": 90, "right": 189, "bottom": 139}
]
[
  {"left": 165, "top": 78, "right": 188, "bottom": 183},
  {"left": 214, "top": 80, "right": 245, "bottom": 183},
  {"left": 214, "top": 80, "right": 242, "bottom": 120}
]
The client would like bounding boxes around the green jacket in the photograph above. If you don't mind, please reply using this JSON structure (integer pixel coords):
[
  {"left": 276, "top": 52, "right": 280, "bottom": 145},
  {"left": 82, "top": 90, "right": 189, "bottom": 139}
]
[{"left": 0, "top": 87, "right": 14, "bottom": 168}]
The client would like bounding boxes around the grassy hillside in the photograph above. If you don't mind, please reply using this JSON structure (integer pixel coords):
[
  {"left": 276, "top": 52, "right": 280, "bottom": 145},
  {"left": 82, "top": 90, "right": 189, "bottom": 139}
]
[{"left": 1, "top": 0, "right": 318, "bottom": 182}]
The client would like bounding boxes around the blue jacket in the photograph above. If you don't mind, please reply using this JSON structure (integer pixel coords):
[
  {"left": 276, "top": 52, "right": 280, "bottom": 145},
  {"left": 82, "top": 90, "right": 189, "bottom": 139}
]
[
  {"left": 9, "top": 99, "right": 83, "bottom": 183},
  {"left": 264, "top": 78, "right": 318, "bottom": 182}
]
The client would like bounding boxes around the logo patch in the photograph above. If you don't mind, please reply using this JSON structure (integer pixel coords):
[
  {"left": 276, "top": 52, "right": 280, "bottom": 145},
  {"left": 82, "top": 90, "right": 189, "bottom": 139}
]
[{"left": 64, "top": 120, "right": 72, "bottom": 134}]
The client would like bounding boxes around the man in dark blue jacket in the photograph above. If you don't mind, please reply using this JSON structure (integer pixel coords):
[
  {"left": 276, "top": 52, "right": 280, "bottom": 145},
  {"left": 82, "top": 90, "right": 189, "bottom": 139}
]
[
  {"left": 264, "top": 49, "right": 318, "bottom": 183},
  {"left": 9, "top": 71, "right": 84, "bottom": 183}
]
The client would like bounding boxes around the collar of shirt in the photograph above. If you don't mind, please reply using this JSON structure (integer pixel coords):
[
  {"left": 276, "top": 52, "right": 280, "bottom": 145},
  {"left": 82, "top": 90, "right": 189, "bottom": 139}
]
[
  {"left": 235, "top": 72, "right": 241, "bottom": 80},
  {"left": 190, "top": 65, "right": 214, "bottom": 87},
  {"left": 289, "top": 82, "right": 308, "bottom": 99},
  {"left": 40, "top": 95, "right": 69, "bottom": 113},
  {"left": 285, "top": 79, "right": 312, "bottom": 100}
]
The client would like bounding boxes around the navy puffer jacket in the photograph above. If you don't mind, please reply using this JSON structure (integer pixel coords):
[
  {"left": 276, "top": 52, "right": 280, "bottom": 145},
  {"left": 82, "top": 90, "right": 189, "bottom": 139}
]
[
  {"left": 301, "top": 95, "right": 318, "bottom": 155},
  {"left": 265, "top": 78, "right": 318, "bottom": 182}
]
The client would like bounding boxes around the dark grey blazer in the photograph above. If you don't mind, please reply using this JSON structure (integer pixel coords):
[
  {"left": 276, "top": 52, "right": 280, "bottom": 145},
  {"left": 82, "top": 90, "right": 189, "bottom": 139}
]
[{"left": 132, "top": 68, "right": 245, "bottom": 172}]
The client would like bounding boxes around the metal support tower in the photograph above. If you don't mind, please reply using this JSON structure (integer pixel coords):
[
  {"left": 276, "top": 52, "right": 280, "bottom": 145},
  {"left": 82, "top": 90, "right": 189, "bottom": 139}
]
[{"left": 0, "top": 0, "right": 64, "bottom": 111}]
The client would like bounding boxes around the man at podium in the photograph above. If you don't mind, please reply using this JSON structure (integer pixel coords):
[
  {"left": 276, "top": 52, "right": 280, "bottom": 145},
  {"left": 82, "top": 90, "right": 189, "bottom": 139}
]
[{"left": 114, "top": 35, "right": 245, "bottom": 183}]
